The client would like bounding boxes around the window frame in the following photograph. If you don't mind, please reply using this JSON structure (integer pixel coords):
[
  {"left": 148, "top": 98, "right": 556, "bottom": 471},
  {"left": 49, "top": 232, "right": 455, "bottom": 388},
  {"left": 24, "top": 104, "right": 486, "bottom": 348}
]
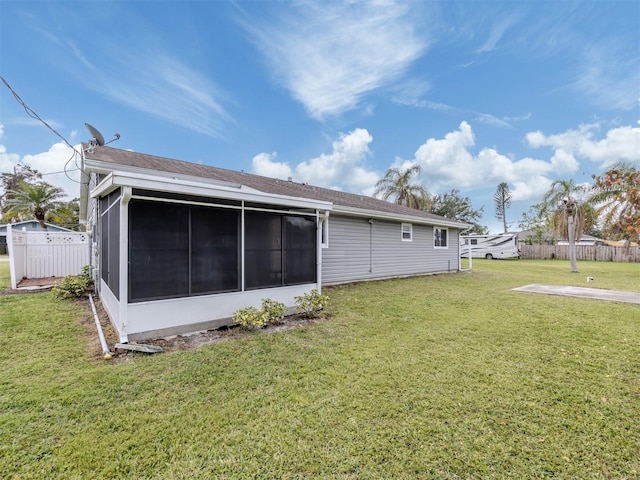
[
  {"left": 434, "top": 227, "right": 448, "bottom": 248},
  {"left": 320, "top": 216, "right": 329, "bottom": 248},
  {"left": 401, "top": 222, "right": 413, "bottom": 242}
]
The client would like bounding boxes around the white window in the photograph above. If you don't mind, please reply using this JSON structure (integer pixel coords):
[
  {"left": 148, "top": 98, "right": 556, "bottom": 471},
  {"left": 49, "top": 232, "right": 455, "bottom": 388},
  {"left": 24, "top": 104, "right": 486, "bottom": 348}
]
[
  {"left": 321, "top": 217, "right": 329, "bottom": 248},
  {"left": 434, "top": 227, "right": 448, "bottom": 248},
  {"left": 401, "top": 223, "right": 412, "bottom": 242}
]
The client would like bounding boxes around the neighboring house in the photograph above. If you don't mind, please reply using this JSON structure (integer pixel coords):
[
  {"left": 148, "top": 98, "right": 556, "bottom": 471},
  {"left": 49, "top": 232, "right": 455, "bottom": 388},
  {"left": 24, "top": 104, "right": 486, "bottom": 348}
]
[
  {"left": 556, "top": 234, "right": 605, "bottom": 246},
  {"left": 0, "top": 220, "right": 74, "bottom": 253},
  {"left": 514, "top": 230, "right": 604, "bottom": 246},
  {"left": 80, "top": 146, "right": 470, "bottom": 342}
]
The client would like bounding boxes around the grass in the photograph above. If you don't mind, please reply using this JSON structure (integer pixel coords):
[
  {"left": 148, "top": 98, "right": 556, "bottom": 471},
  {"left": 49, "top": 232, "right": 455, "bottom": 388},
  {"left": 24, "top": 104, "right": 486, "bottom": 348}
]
[{"left": 0, "top": 258, "right": 638, "bottom": 479}]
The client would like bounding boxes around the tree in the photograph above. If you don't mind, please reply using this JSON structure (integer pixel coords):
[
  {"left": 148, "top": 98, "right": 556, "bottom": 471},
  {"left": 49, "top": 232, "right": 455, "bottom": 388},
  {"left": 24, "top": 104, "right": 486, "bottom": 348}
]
[
  {"left": 4, "top": 181, "right": 66, "bottom": 230},
  {"left": 374, "top": 165, "right": 429, "bottom": 209},
  {"left": 1, "top": 164, "right": 42, "bottom": 222},
  {"left": 541, "top": 179, "right": 587, "bottom": 272},
  {"left": 429, "top": 189, "right": 488, "bottom": 234},
  {"left": 589, "top": 163, "right": 640, "bottom": 244},
  {"left": 517, "top": 203, "right": 549, "bottom": 244},
  {"left": 494, "top": 182, "right": 512, "bottom": 233},
  {"left": 48, "top": 198, "right": 80, "bottom": 231}
]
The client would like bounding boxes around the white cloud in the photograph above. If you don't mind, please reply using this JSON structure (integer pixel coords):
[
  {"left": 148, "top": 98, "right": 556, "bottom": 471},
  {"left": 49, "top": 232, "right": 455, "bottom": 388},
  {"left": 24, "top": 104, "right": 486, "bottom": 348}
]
[
  {"left": 251, "top": 152, "right": 292, "bottom": 180},
  {"left": 243, "top": 1, "right": 428, "bottom": 119},
  {"left": 526, "top": 124, "right": 640, "bottom": 167},
  {"left": 474, "top": 113, "right": 511, "bottom": 128},
  {"left": 571, "top": 44, "right": 639, "bottom": 111},
  {"left": 22, "top": 144, "right": 80, "bottom": 200},
  {"left": 549, "top": 149, "right": 579, "bottom": 174},
  {"left": 0, "top": 128, "right": 79, "bottom": 200},
  {"left": 510, "top": 176, "right": 553, "bottom": 202},
  {"left": 410, "top": 121, "right": 477, "bottom": 187},
  {"left": 28, "top": 7, "right": 231, "bottom": 138},
  {"left": 475, "top": 14, "right": 519, "bottom": 53},
  {"left": 258, "top": 122, "right": 639, "bottom": 205},
  {"left": 93, "top": 53, "right": 230, "bottom": 138},
  {"left": 406, "top": 121, "right": 637, "bottom": 203},
  {"left": 251, "top": 128, "right": 378, "bottom": 194}
]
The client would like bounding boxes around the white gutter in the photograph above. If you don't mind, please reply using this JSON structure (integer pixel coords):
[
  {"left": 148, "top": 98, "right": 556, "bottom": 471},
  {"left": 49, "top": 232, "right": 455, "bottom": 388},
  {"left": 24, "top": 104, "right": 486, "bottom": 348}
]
[{"left": 90, "top": 170, "right": 333, "bottom": 212}]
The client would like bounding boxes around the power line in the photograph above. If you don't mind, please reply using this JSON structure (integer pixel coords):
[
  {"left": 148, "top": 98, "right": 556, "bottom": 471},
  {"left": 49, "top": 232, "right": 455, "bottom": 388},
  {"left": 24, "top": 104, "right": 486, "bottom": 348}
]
[{"left": 0, "top": 75, "right": 81, "bottom": 156}]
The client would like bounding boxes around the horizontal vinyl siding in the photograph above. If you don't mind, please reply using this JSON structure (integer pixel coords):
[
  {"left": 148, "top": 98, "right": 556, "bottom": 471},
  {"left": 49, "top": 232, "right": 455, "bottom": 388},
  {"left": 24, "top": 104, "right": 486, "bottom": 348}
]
[{"left": 322, "top": 214, "right": 462, "bottom": 285}]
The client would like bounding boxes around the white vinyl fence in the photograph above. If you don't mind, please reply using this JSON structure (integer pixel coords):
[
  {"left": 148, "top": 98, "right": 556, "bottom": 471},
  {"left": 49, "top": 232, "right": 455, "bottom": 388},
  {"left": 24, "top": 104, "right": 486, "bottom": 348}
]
[{"left": 7, "top": 225, "right": 90, "bottom": 289}]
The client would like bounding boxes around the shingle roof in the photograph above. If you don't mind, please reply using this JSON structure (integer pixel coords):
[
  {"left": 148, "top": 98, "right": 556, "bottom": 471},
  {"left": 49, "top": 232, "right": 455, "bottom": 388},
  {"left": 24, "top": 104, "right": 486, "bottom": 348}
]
[{"left": 84, "top": 145, "right": 468, "bottom": 227}]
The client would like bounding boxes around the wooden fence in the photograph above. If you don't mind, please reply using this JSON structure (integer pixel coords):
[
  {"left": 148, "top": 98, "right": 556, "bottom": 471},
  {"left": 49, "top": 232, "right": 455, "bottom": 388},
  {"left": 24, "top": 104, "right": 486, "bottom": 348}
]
[
  {"left": 520, "top": 244, "right": 640, "bottom": 262},
  {"left": 6, "top": 225, "right": 90, "bottom": 289}
]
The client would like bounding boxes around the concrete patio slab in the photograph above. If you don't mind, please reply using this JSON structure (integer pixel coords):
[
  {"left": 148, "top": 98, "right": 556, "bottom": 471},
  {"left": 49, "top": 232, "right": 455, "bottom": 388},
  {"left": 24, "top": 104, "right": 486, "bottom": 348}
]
[{"left": 513, "top": 284, "right": 640, "bottom": 305}]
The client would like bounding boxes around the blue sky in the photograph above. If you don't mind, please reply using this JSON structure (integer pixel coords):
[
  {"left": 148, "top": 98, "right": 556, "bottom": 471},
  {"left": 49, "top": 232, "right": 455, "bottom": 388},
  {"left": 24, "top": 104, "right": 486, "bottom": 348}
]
[{"left": 1, "top": 0, "right": 638, "bottom": 233}]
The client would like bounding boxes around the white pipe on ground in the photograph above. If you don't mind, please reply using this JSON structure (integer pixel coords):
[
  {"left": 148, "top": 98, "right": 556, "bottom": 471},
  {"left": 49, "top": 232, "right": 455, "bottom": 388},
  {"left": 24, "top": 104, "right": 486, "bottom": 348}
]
[{"left": 89, "top": 294, "right": 112, "bottom": 359}]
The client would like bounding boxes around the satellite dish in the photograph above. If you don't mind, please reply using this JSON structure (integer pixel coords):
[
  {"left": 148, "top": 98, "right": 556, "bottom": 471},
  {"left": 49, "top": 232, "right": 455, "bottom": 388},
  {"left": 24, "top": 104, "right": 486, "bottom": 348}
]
[{"left": 85, "top": 123, "right": 105, "bottom": 146}]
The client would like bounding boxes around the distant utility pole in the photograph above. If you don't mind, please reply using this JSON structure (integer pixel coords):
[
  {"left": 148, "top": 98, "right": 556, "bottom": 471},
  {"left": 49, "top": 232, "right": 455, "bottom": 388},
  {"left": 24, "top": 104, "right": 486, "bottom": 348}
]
[{"left": 494, "top": 182, "right": 512, "bottom": 233}]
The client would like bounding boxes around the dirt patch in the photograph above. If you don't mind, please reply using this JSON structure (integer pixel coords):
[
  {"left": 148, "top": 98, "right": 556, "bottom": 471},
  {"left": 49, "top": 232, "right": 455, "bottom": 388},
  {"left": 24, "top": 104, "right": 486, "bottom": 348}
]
[
  {"left": 0, "top": 277, "right": 64, "bottom": 295},
  {"left": 18, "top": 277, "right": 64, "bottom": 288},
  {"left": 85, "top": 296, "right": 328, "bottom": 363},
  {"left": 145, "top": 315, "right": 324, "bottom": 352}
]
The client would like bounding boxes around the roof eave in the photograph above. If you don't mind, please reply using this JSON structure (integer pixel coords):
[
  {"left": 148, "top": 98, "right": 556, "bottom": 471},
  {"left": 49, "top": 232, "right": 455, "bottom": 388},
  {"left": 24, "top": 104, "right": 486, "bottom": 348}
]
[
  {"left": 84, "top": 157, "right": 246, "bottom": 190},
  {"left": 332, "top": 205, "right": 471, "bottom": 229},
  {"left": 90, "top": 170, "right": 333, "bottom": 211}
]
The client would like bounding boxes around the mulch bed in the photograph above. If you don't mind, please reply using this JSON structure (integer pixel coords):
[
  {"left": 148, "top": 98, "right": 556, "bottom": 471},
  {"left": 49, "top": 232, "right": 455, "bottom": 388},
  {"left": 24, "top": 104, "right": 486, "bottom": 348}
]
[{"left": 0, "top": 277, "right": 62, "bottom": 295}]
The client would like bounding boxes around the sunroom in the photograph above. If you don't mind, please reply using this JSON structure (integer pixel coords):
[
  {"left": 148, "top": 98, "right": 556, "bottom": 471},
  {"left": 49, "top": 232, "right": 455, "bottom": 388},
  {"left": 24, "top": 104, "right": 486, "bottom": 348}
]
[{"left": 91, "top": 170, "right": 332, "bottom": 342}]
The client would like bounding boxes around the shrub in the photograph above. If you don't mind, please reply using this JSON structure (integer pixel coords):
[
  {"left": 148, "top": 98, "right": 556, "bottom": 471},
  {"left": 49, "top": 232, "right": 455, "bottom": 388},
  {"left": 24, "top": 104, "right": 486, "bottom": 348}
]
[
  {"left": 261, "top": 298, "right": 287, "bottom": 325},
  {"left": 232, "top": 306, "right": 270, "bottom": 329},
  {"left": 51, "top": 273, "right": 91, "bottom": 299},
  {"left": 294, "top": 289, "right": 330, "bottom": 318}
]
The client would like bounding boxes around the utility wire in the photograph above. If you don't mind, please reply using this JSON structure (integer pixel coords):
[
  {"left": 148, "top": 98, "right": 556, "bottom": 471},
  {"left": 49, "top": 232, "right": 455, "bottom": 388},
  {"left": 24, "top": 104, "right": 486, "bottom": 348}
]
[
  {"left": 0, "top": 74, "right": 81, "bottom": 156},
  {"left": 1, "top": 74, "right": 86, "bottom": 184}
]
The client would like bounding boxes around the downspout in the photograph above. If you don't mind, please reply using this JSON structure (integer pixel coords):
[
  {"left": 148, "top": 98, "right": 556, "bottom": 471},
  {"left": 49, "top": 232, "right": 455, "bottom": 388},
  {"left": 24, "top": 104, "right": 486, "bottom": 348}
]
[
  {"left": 89, "top": 294, "right": 113, "bottom": 359},
  {"left": 369, "top": 218, "right": 374, "bottom": 273},
  {"left": 79, "top": 149, "right": 88, "bottom": 228},
  {"left": 118, "top": 187, "right": 132, "bottom": 343}
]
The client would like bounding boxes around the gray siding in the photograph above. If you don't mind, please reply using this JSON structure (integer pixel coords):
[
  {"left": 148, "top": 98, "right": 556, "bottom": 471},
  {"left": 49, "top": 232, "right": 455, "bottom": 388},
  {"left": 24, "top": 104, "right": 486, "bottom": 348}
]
[{"left": 322, "top": 214, "right": 461, "bottom": 285}]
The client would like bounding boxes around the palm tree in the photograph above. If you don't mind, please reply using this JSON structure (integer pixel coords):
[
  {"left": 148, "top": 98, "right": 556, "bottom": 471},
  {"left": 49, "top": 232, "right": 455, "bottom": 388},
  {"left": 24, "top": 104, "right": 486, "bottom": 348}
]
[
  {"left": 48, "top": 198, "right": 81, "bottom": 231},
  {"left": 373, "top": 165, "right": 429, "bottom": 210},
  {"left": 541, "top": 179, "right": 587, "bottom": 272},
  {"left": 589, "top": 163, "right": 640, "bottom": 244},
  {"left": 5, "top": 181, "right": 66, "bottom": 230}
]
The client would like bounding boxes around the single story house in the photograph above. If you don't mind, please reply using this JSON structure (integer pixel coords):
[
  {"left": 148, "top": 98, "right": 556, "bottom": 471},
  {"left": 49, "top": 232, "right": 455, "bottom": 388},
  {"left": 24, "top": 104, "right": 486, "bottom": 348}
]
[
  {"left": 80, "top": 145, "right": 470, "bottom": 342},
  {"left": 556, "top": 234, "right": 605, "bottom": 246}
]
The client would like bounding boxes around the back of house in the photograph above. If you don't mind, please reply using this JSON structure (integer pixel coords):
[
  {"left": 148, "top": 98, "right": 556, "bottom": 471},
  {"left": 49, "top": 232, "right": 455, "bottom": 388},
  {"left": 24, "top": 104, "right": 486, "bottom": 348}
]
[
  {"left": 80, "top": 145, "right": 471, "bottom": 342},
  {"left": 460, "top": 234, "right": 519, "bottom": 259}
]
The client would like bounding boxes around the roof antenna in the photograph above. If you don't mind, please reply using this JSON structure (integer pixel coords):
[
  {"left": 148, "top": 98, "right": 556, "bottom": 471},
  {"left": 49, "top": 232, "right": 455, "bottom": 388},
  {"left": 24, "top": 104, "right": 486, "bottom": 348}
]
[{"left": 84, "top": 123, "right": 120, "bottom": 152}]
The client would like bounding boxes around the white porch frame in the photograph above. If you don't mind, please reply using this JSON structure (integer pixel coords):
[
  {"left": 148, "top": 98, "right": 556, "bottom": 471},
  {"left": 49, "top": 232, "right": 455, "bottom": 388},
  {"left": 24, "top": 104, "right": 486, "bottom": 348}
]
[{"left": 89, "top": 170, "right": 332, "bottom": 342}]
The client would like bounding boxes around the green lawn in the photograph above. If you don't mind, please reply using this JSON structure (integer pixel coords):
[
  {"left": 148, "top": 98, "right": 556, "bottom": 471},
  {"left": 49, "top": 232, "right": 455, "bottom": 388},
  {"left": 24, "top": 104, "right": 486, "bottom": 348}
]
[{"left": 1, "top": 258, "right": 638, "bottom": 479}]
